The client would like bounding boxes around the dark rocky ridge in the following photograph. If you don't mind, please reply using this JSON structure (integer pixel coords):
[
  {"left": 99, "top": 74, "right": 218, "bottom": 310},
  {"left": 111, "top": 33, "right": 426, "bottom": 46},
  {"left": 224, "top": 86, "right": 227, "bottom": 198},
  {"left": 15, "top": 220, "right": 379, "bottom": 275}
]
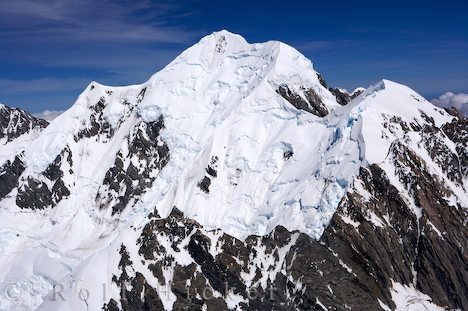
[
  {"left": 106, "top": 208, "right": 382, "bottom": 311},
  {"left": 328, "top": 87, "right": 351, "bottom": 106},
  {"left": 324, "top": 161, "right": 467, "bottom": 310},
  {"left": 0, "top": 104, "right": 48, "bottom": 142},
  {"left": 277, "top": 86, "right": 329, "bottom": 117},
  {"left": 441, "top": 112, "right": 468, "bottom": 179},
  {"left": 328, "top": 88, "right": 363, "bottom": 106}
]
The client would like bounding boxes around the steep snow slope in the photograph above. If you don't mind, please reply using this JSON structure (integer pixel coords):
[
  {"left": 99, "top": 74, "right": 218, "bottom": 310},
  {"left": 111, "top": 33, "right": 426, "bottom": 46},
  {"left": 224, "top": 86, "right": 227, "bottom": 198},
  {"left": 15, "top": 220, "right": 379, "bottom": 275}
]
[
  {"left": 3, "top": 30, "right": 348, "bottom": 240},
  {"left": 0, "top": 31, "right": 466, "bottom": 310}
]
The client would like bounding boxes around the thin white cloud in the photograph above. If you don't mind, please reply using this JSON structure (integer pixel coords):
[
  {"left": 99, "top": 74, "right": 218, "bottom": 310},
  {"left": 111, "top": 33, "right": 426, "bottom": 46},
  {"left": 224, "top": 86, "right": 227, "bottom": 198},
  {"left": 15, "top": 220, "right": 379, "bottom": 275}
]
[
  {"left": 431, "top": 92, "right": 468, "bottom": 116},
  {"left": 33, "top": 110, "right": 64, "bottom": 122},
  {"left": 0, "top": 0, "right": 199, "bottom": 44},
  {"left": 0, "top": 0, "right": 200, "bottom": 89}
]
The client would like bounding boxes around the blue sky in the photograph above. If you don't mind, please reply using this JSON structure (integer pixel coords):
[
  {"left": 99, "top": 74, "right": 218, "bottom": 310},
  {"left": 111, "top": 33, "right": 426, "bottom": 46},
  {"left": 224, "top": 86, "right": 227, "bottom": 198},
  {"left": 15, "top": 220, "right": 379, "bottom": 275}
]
[{"left": 1, "top": 0, "right": 467, "bottom": 113}]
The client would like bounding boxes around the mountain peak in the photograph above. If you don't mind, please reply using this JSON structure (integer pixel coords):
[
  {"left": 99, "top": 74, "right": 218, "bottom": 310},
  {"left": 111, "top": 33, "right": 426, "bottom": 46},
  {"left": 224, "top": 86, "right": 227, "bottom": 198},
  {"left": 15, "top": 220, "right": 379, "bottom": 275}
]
[
  {"left": 196, "top": 30, "right": 249, "bottom": 54},
  {"left": 208, "top": 29, "right": 249, "bottom": 44}
]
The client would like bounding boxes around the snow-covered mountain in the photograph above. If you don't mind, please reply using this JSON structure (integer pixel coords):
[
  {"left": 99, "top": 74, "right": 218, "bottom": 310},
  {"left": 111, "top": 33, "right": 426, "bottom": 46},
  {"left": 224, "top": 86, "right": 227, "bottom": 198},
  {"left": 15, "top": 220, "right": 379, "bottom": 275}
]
[{"left": 0, "top": 31, "right": 466, "bottom": 311}]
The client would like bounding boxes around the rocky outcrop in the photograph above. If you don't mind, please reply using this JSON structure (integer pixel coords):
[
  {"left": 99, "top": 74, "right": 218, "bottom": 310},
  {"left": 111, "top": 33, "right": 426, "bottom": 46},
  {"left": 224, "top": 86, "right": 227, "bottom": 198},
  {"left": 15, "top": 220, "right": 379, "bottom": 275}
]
[
  {"left": 328, "top": 88, "right": 351, "bottom": 106},
  {"left": 96, "top": 116, "right": 170, "bottom": 215},
  {"left": 16, "top": 147, "right": 72, "bottom": 209},
  {"left": 277, "top": 86, "right": 329, "bottom": 117},
  {"left": 441, "top": 112, "right": 468, "bottom": 179},
  {"left": 74, "top": 96, "right": 115, "bottom": 142},
  {"left": 0, "top": 154, "right": 26, "bottom": 198},
  {"left": 198, "top": 156, "right": 219, "bottom": 194},
  {"left": 328, "top": 87, "right": 364, "bottom": 106},
  {"left": 0, "top": 105, "right": 48, "bottom": 142}
]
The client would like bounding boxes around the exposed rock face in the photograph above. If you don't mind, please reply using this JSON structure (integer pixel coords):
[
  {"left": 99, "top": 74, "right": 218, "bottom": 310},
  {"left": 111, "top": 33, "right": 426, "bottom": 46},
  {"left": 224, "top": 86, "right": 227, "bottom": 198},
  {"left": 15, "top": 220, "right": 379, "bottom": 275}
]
[
  {"left": 0, "top": 105, "right": 48, "bottom": 201},
  {"left": 276, "top": 86, "right": 329, "bottom": 117},
  {"left": 350, "top": 89, "right": 364, "bottom": 99},
  {"left": 74, "top": 96, "right": 115, "bottom": 142},
  {"left": 329, "top": 87, "right": 351, "bottom": 106},
  {"left": 0, "top": 105, "right": 48, "bottom": 142},
  {"left": 314, "top": 73, "right": 364, "bottom": 106},
  {"left": 96, "top": 116, "right": 170, "bottom": 215},
  {"left": 329, "top": 87, "right": 364, "bottom": 106},
  {"left": 104, "top": 208, "right": 383, "bottom": 311},
  {"left": 103, "top": 245, "right": 165, "bottom": 311},
  {"left": 0, "top": 153, "right": 26, "bottom": 198},
  {"left": 197, "top": 156, "right": 218, "bottom": 194},
  {"left": 16, "top": 147, "right": 72, "bottom": 209},
  {"left": 323, "top": 140, "right": 468, "bottom": 310},
  {"left": 441, "top": 112, "right": 468, "bottom": 179},
  {"left": 317, "top": 73, "right": 328, "bottom": 89}
]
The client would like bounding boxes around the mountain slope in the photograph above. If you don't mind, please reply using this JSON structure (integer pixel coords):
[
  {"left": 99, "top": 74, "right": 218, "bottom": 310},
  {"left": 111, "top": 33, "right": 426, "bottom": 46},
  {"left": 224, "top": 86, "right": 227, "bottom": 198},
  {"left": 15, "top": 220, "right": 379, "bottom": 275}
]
[
  {"left": 0, "top": 31, "right": 466, "bottom": 311},
  {"left": 0, "top": 103, "right": 48, "bottom": 198}
]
